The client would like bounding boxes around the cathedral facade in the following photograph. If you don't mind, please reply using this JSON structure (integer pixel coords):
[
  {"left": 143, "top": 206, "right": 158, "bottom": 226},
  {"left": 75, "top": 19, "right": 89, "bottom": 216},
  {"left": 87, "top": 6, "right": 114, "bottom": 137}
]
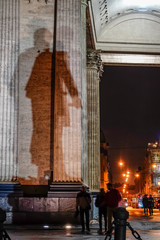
[{"left": 0, "top": 0, "right": 160, "bottom": 223}]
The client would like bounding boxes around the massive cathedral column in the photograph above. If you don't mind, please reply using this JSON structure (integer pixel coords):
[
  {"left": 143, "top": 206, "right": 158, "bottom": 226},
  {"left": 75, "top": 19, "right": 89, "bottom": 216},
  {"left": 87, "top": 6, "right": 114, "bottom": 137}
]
[
  {"left": 0, "top": 0, "right": 19, "bottom": 182},
  {"left": 87, "top": 50, "right": 103, "bottom": 192},
  {"left": 52, "top": 0, "right": 88, "bottom": 184}
]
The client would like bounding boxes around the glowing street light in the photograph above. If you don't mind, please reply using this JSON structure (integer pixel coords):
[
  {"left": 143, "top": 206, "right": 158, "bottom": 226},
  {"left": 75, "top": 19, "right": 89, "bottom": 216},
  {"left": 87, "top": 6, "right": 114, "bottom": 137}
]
[
  {"left": 152, "top": 164, "right": 157, "bottom": 168},
  {"left": 158, "top": 181, "right": 160, "bottom": 186},
  {"left": 122, "top": 174, "right": 126, "bottom": 177},
  {"left": 135, "top": 174, "right": 139, "bottom": 177},
  {"left": 119, "top": 162, "right": 124, "bottom": 166}
]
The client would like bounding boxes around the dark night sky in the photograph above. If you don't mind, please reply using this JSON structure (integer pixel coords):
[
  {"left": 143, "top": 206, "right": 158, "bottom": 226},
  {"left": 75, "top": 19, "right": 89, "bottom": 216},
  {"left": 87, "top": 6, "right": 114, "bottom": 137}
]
[{"left": 100, "top": 65, "right": 160, "bottom": 184}]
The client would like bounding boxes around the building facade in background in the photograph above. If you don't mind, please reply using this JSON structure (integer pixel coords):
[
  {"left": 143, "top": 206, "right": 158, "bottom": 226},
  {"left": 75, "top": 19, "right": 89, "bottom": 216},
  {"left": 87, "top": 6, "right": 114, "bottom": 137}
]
[
  {"left": 144, "top": 142, "right": 160, "bottom": 195},
  {"left": 100, "top": 130, "right": 112, "bottom": 191}
]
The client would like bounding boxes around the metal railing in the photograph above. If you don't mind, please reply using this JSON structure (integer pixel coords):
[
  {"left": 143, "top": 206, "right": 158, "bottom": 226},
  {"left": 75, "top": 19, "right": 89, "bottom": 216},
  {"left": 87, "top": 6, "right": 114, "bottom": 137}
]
[
  {"left": 0, "top": 209, "right": 11, "bottom": 240},
  {"left": 105, "top": 207, "right": 142, "bottom": 240}
]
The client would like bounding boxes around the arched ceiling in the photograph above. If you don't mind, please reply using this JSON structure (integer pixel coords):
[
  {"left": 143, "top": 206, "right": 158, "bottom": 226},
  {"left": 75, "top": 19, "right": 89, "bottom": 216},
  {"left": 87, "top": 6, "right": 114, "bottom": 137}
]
[{"left": 88, "top": 0, "right": 160, "bottom": 53}]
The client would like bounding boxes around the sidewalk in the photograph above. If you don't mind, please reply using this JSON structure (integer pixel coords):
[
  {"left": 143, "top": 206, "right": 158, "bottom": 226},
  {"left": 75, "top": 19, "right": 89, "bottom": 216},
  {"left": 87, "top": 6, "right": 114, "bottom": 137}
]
[
  {"left": 4, "top": 208, "right": 160, "bottom": 240},
  {"left": 4, "top": 222, "right": 160, "bottom": 240}
]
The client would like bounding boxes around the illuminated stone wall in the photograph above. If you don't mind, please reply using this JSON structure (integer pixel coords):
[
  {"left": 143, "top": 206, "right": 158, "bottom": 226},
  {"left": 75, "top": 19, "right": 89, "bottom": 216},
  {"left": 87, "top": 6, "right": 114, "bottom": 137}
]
[
  {"left": 18, "top": 0, "right": 87, "bottom": 185},
  {"left": 18, "top": 0, "right": 55, "bottom": 185},
  {"left": 0, "top": 0, "right": 88, "bottom": 186},
  {"left": 53, "top": 0, "right": 85, "bottom": 183}
]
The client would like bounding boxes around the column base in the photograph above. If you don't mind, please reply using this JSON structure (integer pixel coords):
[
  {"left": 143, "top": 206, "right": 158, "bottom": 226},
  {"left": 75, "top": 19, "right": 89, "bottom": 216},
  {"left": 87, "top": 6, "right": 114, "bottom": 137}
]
[
  {"left": 0, "top": 182, "right": 23, "bottom": 197},
  {"left": 48, "top": 184, "right": 82, "bottom": 197}
]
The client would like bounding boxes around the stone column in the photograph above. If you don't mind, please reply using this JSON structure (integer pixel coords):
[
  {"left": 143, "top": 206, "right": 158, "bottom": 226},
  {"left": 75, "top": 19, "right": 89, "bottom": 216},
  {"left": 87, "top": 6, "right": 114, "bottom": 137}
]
[
  {"left": 0, "top": 0, "right": 19, "bottom": 182},
  {"left": 81, "top": 0, "right": 88, "bottom": 186},
  {"left": 87, "top": 49, "right": 103, "bottom": 192},
  {"left": 53, "top": 0, "right": 88, "bottom": 183}
]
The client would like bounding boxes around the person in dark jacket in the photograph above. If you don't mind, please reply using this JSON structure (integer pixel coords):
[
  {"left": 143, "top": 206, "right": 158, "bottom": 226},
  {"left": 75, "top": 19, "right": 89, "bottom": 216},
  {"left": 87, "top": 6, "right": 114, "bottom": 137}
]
[
  {"left": 106, "top": 183, "right": 122, "bottom": 230},
  {"left": 148, "top": 195, "right": 154, "bottom": 215},
  {"left": 142, "top": 194, "right": 148, "bottom": 216},
  {"left": 76, "top": 186, "right": 91, "bottom": 233},
  {"left": 95, "top": 188, "right": 107, "bottom": 234}
]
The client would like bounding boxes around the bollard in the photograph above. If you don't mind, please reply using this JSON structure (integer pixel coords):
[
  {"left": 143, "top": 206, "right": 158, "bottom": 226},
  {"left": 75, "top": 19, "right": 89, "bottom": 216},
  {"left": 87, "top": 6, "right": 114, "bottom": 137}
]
[
  {"left": 113, "top": 207, "right": 129, "bottom": 240},
  {"left": 0, "top": 208, "right": 6, "bottom": 240}
]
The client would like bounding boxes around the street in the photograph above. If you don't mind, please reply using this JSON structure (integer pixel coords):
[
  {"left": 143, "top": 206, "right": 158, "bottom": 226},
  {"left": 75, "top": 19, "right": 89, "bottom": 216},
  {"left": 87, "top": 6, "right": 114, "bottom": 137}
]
[{"left": 5, "top": 207, "right": 160, "bottom": 240}]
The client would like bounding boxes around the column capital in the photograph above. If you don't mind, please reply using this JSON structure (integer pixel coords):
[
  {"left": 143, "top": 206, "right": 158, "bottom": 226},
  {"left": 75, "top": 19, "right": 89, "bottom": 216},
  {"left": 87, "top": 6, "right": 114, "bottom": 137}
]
[
  {"left": 81, "top": 0, "right": 88, "bottom": 7},
  {"left": 87, "top": 49, "right": 103, "bottom": 77}
]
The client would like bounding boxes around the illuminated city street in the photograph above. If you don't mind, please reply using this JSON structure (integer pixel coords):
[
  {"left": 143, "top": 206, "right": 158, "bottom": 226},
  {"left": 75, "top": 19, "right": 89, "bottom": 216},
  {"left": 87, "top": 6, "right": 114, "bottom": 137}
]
[{"left": 4, "top": 207, "right": 160, "bottom": 239}]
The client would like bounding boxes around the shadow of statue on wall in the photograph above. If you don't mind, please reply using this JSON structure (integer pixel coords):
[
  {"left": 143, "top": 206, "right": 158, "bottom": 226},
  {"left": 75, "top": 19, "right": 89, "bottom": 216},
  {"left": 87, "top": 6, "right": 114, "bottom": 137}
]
[
  {"left": 24, "top": 28, "right": 53, "bottom": 185},
  {"left": 53, "top": 42, "right": 81, "bottom": 182},
  {"left": 18, "top": 27, "right": 81, "bottom": 185}
]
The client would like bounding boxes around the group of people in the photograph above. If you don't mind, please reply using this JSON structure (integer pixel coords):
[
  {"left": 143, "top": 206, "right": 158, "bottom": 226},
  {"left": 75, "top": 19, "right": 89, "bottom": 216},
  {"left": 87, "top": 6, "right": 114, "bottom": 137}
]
[
  {"left": 76, "top": 183, "right": 122, "bottom": 234},
  {"left": 142, "top": 194, "right": 154, "bottom": 216}
]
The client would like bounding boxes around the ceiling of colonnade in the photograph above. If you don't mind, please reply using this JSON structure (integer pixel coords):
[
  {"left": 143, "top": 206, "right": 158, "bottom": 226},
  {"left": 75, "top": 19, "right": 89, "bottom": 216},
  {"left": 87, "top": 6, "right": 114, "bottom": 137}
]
[{"left": 88, "top": 0, "right": 160, "bottom": 53}]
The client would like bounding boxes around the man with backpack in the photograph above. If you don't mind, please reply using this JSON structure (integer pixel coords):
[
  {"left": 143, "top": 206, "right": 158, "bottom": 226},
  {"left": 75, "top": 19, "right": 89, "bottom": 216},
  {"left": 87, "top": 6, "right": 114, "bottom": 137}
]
[{"left": 76, "top": 186, "right": 91, "bottom": 233}]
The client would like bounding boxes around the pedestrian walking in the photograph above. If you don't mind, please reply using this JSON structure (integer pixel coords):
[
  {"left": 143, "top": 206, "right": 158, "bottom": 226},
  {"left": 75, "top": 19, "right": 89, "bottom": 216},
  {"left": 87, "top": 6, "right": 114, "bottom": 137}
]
[
  {"left": 76, "top": 186, "right": 91, "bottom": 233},
  {"left": 95, "top": 188, "right": 107, "bottom": 234},
  {"left": 142, "top": 194, "right": 148, "bottom": 216},
  {"left": 106, "top": 183, "right": 122, "bottom": 231},
  {"left": 148, "top": 195, "right": 154, "bottom": 215}
]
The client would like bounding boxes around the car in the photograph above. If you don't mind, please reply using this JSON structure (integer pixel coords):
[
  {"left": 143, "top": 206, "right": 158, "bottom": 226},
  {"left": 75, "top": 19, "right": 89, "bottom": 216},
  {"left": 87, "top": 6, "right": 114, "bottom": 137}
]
[
  {"left": 118, "top": 198, "right": 128, "bottom": 208},
  {"left": 156, "top": 199, "right": 160, "bottom": 209}
]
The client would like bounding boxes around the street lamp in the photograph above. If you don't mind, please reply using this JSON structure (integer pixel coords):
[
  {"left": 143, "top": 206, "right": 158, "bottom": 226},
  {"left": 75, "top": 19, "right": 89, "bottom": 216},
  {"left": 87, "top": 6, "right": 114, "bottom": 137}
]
[
  {"left": 135, "top": 174, "right": 139, "bottom": 177},
  {"left": 152, "top": 164, "right": 157, "bottom": 169},
  {"left": 119, "top": 161, "right": 124, "bottom": 166}
]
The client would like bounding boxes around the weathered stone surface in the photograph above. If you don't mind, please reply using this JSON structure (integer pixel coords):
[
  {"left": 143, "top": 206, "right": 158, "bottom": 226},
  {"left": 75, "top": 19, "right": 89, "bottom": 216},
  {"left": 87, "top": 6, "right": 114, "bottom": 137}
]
[
  {"left": 33, "top": 198, "right": 58, "bottom": 212},
  {"left": 53, "top": 0, "right": 83, "bottom": 183},
  {"left": 0, "top": 0, "right": 19, "bottom": 181},
  {"left": 0, "top": 197, "right": 18, "bottom": 212},
  {"left": 19, "top": 198, "right": 34, "bottom": 212},
  {"left": 0, "top": 198, "right": 7, "bottom": 210},
  {"left": 18, "top": 0, "right": 54, "bottom": 185},
  {"left": 59, "top": 198, "right": 76, "bottom": 212},
  {"left": 0, "top": 196, "right": 79, "bottom": 224}
]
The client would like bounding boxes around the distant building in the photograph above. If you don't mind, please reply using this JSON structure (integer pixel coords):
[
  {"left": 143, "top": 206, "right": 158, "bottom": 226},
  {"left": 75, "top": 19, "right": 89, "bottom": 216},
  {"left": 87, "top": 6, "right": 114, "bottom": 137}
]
[
  {"left": 144, "top": 141, "right": 160, "bottom": 194},
  {"left": 134, "top": 167, "right": 146, "bottom": 194},
  {"left": 100, "top": 130, "right": 112, "bottom": 191}
]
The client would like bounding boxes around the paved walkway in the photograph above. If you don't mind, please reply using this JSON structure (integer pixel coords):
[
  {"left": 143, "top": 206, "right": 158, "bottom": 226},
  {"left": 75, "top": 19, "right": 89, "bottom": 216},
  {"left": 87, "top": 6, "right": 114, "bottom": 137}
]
[
  {"left": 5, "top": 228, "right": 160, "bottom": 240},
  {"left": 4, "top": 208, "right": 160, "bottom": 240},
  {"left": 4, "top": 224, "right": 160, "bottom": 240}
]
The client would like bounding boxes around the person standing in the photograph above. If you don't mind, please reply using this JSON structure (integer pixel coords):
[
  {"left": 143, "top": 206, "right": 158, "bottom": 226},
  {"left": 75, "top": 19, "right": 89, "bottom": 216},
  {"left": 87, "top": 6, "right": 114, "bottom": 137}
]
[
  {"left": 142, "top": 194, "right": 148, "bottom": 216},
  {"left": 148, "top": 195, "right": 154, "bottom": 215},
  {"left": 106, "top": 183, "right": 122, "bottom": 230},
  {"left": 95, "top": 188, "right": 107, "bottom": 234},
  {"left": 76, "top": 186, "right": 91, "bottom": 233}
]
